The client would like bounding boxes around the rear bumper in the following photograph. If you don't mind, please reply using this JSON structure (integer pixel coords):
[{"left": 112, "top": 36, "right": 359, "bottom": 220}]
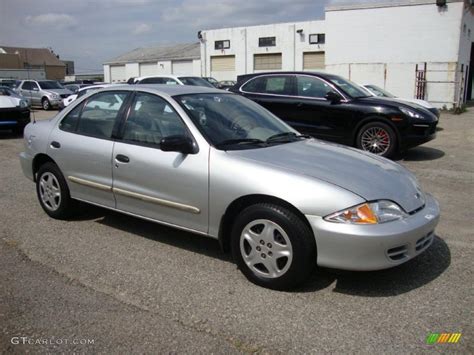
[
  {"left": 0, "top": 108, "right": 30, "bottom": 129},
  {"left": 306, "top": 194, "right": 440, "bottom": 271}
]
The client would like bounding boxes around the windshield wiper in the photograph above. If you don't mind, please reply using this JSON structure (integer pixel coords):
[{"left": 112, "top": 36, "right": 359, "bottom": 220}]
[
  {"left": 266, "top": 132, "right": 311, "bottom": 143},
  {"left": 215, "top": 138, "right": 265, "bottom": 148}
]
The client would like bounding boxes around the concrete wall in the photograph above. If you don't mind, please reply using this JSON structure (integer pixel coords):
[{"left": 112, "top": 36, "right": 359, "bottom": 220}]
[
  {"left": 0, "top": 68, "right": 46, "bottom": 80},
  {"left": 201, "top": 20, "right": 326, "bottom": 80},
  {"left": 325, "top": 1, "right": 466, "bottom": 107}
]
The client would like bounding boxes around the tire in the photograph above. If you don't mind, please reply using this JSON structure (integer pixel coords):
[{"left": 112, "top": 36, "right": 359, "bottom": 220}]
[
  {"left": 356, "top": 121, "right": 397, "bottom": 158},
  {"left": 36, "top": 162, "right": 77, "bottom": 219},
  {"left": 42, "top": 97, "right": 51, "bottom": 110},
  {"left": 231, "top": 203, "right": 316, "bottom": 290}
]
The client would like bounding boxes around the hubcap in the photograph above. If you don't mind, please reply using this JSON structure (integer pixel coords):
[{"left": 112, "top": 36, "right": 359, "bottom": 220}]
[
  {"left": 43, "top": 100, "right": 49, "bottom": 110},
  {"left": 240, "top": 219, "right": 293, "bottom": 279},
  {"left": 361, "top": 127, "right": 391, "bottom": 155},
  {"left": 39, "top": 172, "right": 61, "bottom": 211}
]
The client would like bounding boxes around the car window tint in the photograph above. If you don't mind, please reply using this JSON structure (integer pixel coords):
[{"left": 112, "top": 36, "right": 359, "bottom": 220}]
[
  {"left": 59, "top": 103, "right": 83, "bottom": 132},
  {"left": 297, "top": 76, "right": 332, "bottom": 98},
  {"left": 22, "top": 81, "right": 32, "bottom": 90},
  {"left": 241, "top": 77, "right": 263, "bottom": 93},
  {"left": 77, "top": 92, "right": 127, "bottom": 139},
  {"left": 243, "top": 76, "right": 292, "bottom": 95},
  {"left": 122, "top": 93, "right": 187, "bottom": 146},
  {"left": 140, "top": 77, "right": 165, "bottom": 84}
]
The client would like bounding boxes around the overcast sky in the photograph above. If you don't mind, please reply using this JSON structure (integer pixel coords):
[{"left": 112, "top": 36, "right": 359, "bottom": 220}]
[{"left": 0, "top": 0, "right": 381, "bottom": 73}]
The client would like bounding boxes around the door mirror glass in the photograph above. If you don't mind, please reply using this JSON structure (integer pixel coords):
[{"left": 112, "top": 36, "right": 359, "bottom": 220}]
[
  {"left": 325, "top": 91, "right": 341, "bottom": 103},
  {"left": 160, "top": 135, "right": 196, "bottom": 154},
  {"left": 32, "top": 86, "right": 39, "bottom": 91}
]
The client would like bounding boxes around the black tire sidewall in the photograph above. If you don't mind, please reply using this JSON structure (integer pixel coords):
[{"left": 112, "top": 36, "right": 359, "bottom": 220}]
[
  {"left": 357, "top": 121, "right": 397, "bottom": 158},
  {"left": 36, "top": 163, "right": 74, "bottom": 219},
  {"left": 231, "top": 204, "right": 316, "bottom": 290}
]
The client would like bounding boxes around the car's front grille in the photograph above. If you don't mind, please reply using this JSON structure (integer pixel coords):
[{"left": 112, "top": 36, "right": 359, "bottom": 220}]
[
  {"left": 60, "top": 94, "right": 70, "bottom": 98},
  {"left": 387, "top": 245, "right": 408, "bottom": 261},
  {"left": 416, "top": 232, "right": 434, "bottom": 252}
]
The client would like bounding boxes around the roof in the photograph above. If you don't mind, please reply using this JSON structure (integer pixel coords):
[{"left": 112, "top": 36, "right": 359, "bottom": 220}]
[
  {"left": 104, "top": 43, "right": 200, "bottom": 65},
  {"left": 0, "top": 46, "right": 65, "bottom": 67},
  {"left": 326, "top": 0, "right": 462, "bottom": 12},
  {"left": 99, "top": 84, "right": 224, "bottom": 96}
]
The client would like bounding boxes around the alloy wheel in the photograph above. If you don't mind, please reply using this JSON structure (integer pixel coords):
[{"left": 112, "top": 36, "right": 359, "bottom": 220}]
[
  {"left": 39, "top": 172, "right": 61, "bottom": 211},
  {"left": 360, "top": 126, "right": 391, "bottom": 155}
]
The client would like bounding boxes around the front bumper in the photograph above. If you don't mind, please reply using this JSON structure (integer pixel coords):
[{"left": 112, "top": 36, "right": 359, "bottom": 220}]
[
  {"left": 401, "top": 122, "right": 437, "bottom": 150},
  {"left": 0, "top": 107, "right": 30, "bottom": 130},
  {"left": 20, "top": 151, "right": 34, "bottom": 182},
  {"left": 306, "top": 194, "right": 440, "bottom": 271}
]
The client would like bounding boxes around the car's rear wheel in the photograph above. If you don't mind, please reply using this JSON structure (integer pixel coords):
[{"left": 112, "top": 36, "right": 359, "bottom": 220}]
[
  {"left": 42, "top": 98, "right": 51, "bottom": 110},
  {"left": 357, "top": 121, "right": 397, "bottom": 157},
  {"left": 231, "top": 203, "right": 316, "bottom": 290},
  {"left": 36, "top": 162, "right": 77, "bottom": 219}
]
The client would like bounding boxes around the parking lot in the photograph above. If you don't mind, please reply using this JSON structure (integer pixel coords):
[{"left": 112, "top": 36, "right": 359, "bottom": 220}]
[{"left": 0, "top": 109, "right": 472, "bottom": 353}]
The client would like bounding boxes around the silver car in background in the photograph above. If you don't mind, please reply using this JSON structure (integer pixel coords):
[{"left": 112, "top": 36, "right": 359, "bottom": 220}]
[
  {"left": 16, "top": 80, "right": 73, "bottom": 110},
  {"left": 19, "top": 85, "right": 440, "bottom": 290}
]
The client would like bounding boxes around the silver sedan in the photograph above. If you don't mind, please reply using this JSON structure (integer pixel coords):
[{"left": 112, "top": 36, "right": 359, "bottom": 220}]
[{"left": 19, "top": 85, "right": 440, "bottom": 290}]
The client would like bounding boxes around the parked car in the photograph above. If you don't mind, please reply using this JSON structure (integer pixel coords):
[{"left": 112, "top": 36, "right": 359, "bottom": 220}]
[
  {"left": 64, "top": 83, "right": 91, "bottom": 94},
  {"left": 0, "top": 86, "right": 30, "bottom": 134},
  {"left": 132, "top": 75, "right": 215, "bottom": 88},
  {"left": 0, "top": 85, "right": 30, "bottom": 106},
  {"left": 0, "top": 79, "right": 20, "bottom": 89},
  {"left": 203, "top": 77, "right": 220, "bottom": 88},
  {"left": 16, "top": 80, "right": 73, "bottom": 110},
  {"left": 230, "top": 72, "right": 439, "bottom": 158},
  {"left": 362, "top": 84, "right": 440, "bottom": 118},
  {"left": 219, "top": 80, "right": 237, "bottom": 90},
  {"left": 19, "top": 85, "right": 440, "bottom": 290},
  {"left": 60, "top": 84, "right": 112, "bottom": 109}
]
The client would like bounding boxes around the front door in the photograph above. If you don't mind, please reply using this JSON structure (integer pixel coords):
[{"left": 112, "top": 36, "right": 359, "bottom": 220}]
[
  {"left": 47, "top": 90, "right": 130, "bottom": 207},
  {"left": 112, "top": 92, "right": 209, "bottom": 233}
]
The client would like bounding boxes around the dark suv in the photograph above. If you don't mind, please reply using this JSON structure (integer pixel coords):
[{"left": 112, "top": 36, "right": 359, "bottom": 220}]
[{"left": 230, "top": 72, "right": 438, "bottom": 157}]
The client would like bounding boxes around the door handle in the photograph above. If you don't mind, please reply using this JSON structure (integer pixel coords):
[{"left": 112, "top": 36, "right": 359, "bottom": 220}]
[
  {"left": 50, "top": 141, "right": 61, "bottom": 149},
  {"left": 115, "top": 154, "right": 130, "bottom": 163}
]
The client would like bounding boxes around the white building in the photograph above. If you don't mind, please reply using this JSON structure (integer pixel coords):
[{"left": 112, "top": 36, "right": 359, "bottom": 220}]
[
  {"left": 103, "top": 43, "right": 201, "bottom": 83},
  {"left": 199, "top": 0, "right": 474, "bottom": 108}
]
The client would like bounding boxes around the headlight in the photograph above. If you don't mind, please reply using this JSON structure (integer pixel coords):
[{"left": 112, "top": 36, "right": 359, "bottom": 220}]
[
  {"left": 324, "top": 200, "right": 407, "bottom": 224},
  {"left": 47, "top": 93, "right": 59, "bottom": 99},
  {"left": 399, "top": 107, "right": 425, "bottom": 120}
]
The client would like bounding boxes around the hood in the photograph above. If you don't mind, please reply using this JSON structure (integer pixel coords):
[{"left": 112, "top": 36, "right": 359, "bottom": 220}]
[
  {"left": 358, "top": 96, "right": 437, "bottom": 120},
  {"left": 229, "top": 139, "right": 425, "bottom": 213},
  {"left": 0, "top": 96, "right": 21, "bottom": 108},
  {"left": 404, "top": 98, "right": 434, "bottom": 109},
  {"left": 44, "top": 89, "right": 73, "bottom": 95}
]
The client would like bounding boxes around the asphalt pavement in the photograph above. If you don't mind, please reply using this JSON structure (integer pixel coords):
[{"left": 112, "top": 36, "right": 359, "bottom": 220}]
[{"left": 0, "top": 109, "right": 472, "bottom": 353}]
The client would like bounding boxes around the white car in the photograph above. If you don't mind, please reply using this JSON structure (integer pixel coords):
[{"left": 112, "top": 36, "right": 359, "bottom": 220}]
[
  {"left": 362, "top": 84, "right": 439, "bottom": 117},
  {"left": 130, "top": 75, "right": 215, "bottom": 88},
  {"left": 60, "top": 85, "right": 113, "bottom": 109}
]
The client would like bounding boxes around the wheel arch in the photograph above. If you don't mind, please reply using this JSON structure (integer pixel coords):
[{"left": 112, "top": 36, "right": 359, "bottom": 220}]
[
  {"left": 218, "top": 194, "right": 314, "bottom": 253},
  {"left": 32, "top": 153, "right": 57, "bottom": 182}
]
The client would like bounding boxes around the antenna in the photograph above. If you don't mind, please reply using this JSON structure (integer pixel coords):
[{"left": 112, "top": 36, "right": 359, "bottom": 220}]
[{"left": 24, "top": 49, "right": 36, "bottom": 124}]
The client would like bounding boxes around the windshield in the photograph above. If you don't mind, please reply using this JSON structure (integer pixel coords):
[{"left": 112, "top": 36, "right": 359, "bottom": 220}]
[
  {"left": 176, "top": 93, "right": 299, "bottom": 150},
  {"left": 38, "top": 81, "right": 64, "bottom": 89},
  {"left": 365, "top": 85, "right": 396, "bottom": 98},
  {"left": 178, "top": 77, "right": 215, "bottom": 88},
  {"left": 327, "top": 76, "right": 370, "bottom": 99}
]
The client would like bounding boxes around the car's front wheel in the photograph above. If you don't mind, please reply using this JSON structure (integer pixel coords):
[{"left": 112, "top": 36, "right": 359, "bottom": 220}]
[
  {"left": 36, "top": 162, "right": 77, "bottom": 219},
  {"left": 231, "top": 203, "right": 316, "bottom": 290},
  {"left": 356, "top": 121, "right": 397, "bottom": 158},
  {"left": 42, "top": 98, "right": 51, "bottom": 110}
]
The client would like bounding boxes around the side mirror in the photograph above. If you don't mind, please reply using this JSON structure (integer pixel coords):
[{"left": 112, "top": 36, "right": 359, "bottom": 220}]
[
  {"left": 160, "top": 135, "right": 197, "bottom": 154},
  {"left": 325, "top": 91, "right": 342, "bottom": 103},
  {"left": 32, "top": 87, "right": 39, "bottom": 91}
]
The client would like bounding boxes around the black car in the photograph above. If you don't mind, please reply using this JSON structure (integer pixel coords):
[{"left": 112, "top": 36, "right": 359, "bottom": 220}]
[
  {"left": 0, "top": 86, "right": 30, "bottom": 134},
  {"left": 230, "top": 72, "right": 438, "bottom": 157}
]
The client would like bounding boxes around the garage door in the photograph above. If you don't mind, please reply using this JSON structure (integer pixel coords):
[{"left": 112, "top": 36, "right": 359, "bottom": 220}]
[
  {"left": 303, "top": 52, "right": 325, "bottom": 70},
  {"left": 172, "top": 60, "right": 193, "bottom": 75},
  {"left": 139, "top": 63, "right": 157, "bottom": 76},
  {"left": 254, "top": 53, "right": 282, "bottom": 71},
  {"left": 110, "top": 65, "right": 126, "bottom": 82},
  {"left": 211, "top": 55, "right": 235, "bottom": 71}
]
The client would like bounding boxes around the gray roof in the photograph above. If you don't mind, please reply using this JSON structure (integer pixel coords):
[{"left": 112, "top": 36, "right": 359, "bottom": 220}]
[
  {"left": 104, "top": 43, "right": 200, "bottom": 65},
  {"left": 0, "top": 46, "right": 65, "bottom": 67}
]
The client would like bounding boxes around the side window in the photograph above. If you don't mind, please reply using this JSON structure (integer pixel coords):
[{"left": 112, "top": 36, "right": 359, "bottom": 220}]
[
  {"left": 77, "top": 92, "right": 128, "bottom": 139},
  {"left": 31, "top": 82, "right": 39, "bottom": 90},
  {"left": 122, "top": 93, "right": 188, "bottom": 146},
  {"left": 241, "top": 77, "right": 264, "bottom": 93},
  {"left": 140, "top": 77, "right": 164, "bottom": 84},
  {"left": 22, "top": 81, "right": 32, "bottom": 90},
  {"left": 297, "top": 76, "right": 332, "bottom": 99},
  {"left": 262, "top": 76, "right": 292, "bottom": 95},
  {"left": 59, "top": 102, "right": 83, "bottom": 132}
]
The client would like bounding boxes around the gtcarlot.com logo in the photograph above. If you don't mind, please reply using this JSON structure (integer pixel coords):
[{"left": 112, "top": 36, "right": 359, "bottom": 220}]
[
  {"left": 426, "top": 333, "right": 462, "bottom": 344},
  {"left": 11, "top": 337, "right": 95, "bottom": 346}
]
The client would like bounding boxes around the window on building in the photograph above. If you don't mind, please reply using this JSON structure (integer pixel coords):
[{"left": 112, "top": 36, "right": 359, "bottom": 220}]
[
  {"left": 214, "top": 40, "right": 230, "bottom": 50},
  {"left": 258, "top": 37, "right": 276, "bottom": 47},
  {"left": 309, "top": 33, "right": 325, "bottom": 44}
]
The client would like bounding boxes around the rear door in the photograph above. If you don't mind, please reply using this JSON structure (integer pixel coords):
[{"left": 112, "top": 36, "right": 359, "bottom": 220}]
[
  {"left": 240, "top": 75, "right": 296, "bottom": 121},
  {"left": 48, "top": 90, "right": 130, "bottom": 207}
]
